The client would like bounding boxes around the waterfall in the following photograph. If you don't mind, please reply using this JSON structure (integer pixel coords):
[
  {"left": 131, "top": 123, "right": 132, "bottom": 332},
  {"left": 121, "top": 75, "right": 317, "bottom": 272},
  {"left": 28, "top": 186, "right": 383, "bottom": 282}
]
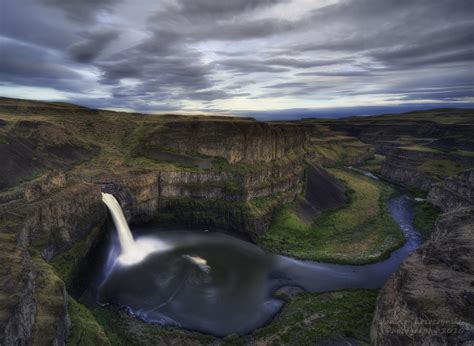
[
  {"left": 101, "top": 193, "right": 135, "bottom": 256},
  {"left": 101, "top": 192, "right": 168, "bottom": 265}
]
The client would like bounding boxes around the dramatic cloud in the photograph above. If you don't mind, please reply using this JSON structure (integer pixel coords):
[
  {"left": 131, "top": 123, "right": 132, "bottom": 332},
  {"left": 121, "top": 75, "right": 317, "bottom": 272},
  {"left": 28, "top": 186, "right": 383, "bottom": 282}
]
[
  {"left": 68, "top": 30, "right": 121, "bottom": 63},
  {"left": 41, "top": 0, "right": 121, "bottom": 22},
  {"left": 0, "top": 37, "right": 83, "bottom": 91},
  {"left": 0, "top": 0, "right": 472, "bottom": 117}
]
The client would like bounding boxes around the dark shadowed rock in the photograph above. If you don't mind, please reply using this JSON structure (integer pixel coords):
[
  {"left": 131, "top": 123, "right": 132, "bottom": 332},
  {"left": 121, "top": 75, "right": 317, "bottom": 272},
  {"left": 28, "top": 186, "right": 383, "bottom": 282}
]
[
  {"left": 297, "top": 164, "right": 347, "bottom": 222},
  {"left": 371, "top": 207, "right": 474, "bottom": 345},
  {"left": 0, "top": 121, "right": 97, "bottom": 191}
]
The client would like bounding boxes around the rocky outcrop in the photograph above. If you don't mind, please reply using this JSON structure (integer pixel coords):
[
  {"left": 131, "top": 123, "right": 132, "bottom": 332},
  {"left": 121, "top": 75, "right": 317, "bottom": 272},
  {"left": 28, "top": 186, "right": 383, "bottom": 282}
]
[
  {"left": 0, "top": 237, "right": 37, "bottom": 346},
  {"left": 428, "top": 170, "right": 474, "bottom": 212},
  {"left": 380, "top": 156, "right": 435, "bottom": 191},
  {"left": 371, "top": 168, "right": 474, "bottom": 345},
  {"left": 18, "top": 182, "right": 106, "bottom": 261},
  {"left": 0, "top": 120, "right": 97, "bottom": 191},
  {"left": 0, "top": 177, "right": 105, "bottom": 345},
  {"left": 24, "top": 170, "right": 67, "bottom": 202},
  {"left": 372, "top": 170, "right": 474, "bottom": 345},
  {"left": 371, "top": 207, "right": 474, "bottom": 345},
  {"left": 296, "top": 164, "right": 347, "bottom": 222},
  {"left": 138, "top": 120, "right": 321, "bottom": 163}
]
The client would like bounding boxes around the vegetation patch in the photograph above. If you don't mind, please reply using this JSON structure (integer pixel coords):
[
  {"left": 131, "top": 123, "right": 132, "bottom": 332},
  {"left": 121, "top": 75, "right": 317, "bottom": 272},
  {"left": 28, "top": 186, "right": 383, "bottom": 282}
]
[
  {"left": 51, "top": 226, "right": 102, "bottom": 288},
  {"left": 259, "top": 169, "right": 405, "bottom": 264},
  {"left": 92, "top": 306, "right": 215, "bottom": 346},
  {"left": 68, "top": 297, "right": 110, "bottom": 346},
  {"left": 358, "top": 154, "right": 385, "bottom": 173},
  {"left": 313, "top": 141, "right": 370, "bottom": 165},
  {"left": 248, "top": 289, "right": 378, "bottom": 345},
  {"left": 413, "top": 201, "right": 441, "bottom": 240},
  {"left": 30, "top": 256, "right": 70, "bottom": 343},
  {"left": 400, "top": 145, "right": 440, "bottom": 153},
  {"left": 419, "top": 159, "right": 469, "bottom": 178}
]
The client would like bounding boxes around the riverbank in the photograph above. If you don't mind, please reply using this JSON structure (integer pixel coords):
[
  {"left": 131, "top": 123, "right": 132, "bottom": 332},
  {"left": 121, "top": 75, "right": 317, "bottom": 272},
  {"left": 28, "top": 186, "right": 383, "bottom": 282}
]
[{"left": 258, "top": 169, "right": 405, "bottom": 264}]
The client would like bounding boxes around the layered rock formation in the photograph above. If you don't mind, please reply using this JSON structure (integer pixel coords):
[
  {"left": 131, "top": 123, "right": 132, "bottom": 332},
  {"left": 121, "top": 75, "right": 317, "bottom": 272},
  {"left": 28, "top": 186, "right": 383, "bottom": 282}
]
[
  {"left": 99, "top": 157, "right": 306, "bottom": 239},
  {"left": 138, "top": 120, "right": 319, "bottom": 163},
  {"left": 0, "top": 171, "right": 106, "bottom": 345},
  {"left": 428, "top": 170, "right": 474, "bottom": 211},
  {"left": 20, "top": 182, "right": 105, "bottom": 261},
  {"left": 0, "top": 237, "right": 36, "bottom": 345},
  {"left": 380, "top": 156, "right": 435, "bottom": 192},
  {"left": 322, "top": 110, "right": 474, "bottom": 192},
  {"left": 371, "top": 170, "right": 474, "bottom": 345},
  {"left": 371, "top": 207, "right": 474, "bottom": 345}
]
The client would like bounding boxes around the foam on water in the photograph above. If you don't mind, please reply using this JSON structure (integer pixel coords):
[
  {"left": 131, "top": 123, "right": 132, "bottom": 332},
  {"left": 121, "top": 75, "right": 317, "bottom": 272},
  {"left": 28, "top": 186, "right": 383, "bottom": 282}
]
[{"left": 101, "top": 192, "right": 169, "bottom": 265}]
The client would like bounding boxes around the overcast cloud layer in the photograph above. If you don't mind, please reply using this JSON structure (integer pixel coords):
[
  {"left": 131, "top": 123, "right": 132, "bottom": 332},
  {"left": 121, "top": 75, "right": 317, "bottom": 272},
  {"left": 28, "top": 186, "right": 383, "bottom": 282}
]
[{"left": 0, "top": 0, "right": 473, "bottom": 118}]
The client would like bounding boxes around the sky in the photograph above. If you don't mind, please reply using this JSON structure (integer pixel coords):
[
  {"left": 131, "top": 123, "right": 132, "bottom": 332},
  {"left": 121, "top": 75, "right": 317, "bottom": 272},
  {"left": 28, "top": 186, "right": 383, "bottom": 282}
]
[{"left": 0, "top": 0, "right": 473, "bottom": 119}]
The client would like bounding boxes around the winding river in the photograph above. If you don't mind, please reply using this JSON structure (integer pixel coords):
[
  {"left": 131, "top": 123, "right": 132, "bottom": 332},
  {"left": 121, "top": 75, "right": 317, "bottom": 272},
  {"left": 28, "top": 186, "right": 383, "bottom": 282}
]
[{"left": 96, "top": 192, "right": 422, "bottom": 336}]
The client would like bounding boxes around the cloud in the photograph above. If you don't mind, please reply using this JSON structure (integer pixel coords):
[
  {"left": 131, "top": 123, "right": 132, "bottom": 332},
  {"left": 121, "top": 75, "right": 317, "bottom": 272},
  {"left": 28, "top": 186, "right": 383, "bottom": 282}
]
[
  {"left": 1, "top": 0, "right": 473, "bottom": 113},
  {"left": 0, "top": 37, "right": 83, "bottom": 91},
  {"left": 214, "top": 57, "right": 349, "bottom": 75},
  {"left": 68, "top": 29, "right": 121, "bottom": 63},
  {"left": 40, "top": 0, "right": 121, "bottom": 22},
  {"left": 264, "top": 82, "right": 308, "bottom": 89},
  {"left": 296, "top": 70, "right": 375, "bottom": 77}
]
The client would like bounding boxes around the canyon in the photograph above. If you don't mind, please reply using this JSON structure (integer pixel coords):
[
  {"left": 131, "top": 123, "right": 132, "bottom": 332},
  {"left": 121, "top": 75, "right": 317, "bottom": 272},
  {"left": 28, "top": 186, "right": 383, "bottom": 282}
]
[{"left": 0, "top": 98, "right": 473, "bottom": 345}]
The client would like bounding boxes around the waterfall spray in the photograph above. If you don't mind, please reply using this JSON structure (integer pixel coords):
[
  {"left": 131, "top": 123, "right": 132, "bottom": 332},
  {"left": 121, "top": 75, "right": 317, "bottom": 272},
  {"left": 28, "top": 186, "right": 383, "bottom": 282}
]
[{"left": 101, "top": 192, "right": 168, "bottom": 265}]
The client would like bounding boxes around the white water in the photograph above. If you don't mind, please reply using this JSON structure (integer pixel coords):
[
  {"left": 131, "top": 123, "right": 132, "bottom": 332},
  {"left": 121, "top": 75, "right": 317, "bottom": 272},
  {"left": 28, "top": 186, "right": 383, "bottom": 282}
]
[
  {"left": 182, "top": 255, "right": 211, "bottom": 273},
  {"left": 101, "top": 192, "right": 169, "bottom": 265}
]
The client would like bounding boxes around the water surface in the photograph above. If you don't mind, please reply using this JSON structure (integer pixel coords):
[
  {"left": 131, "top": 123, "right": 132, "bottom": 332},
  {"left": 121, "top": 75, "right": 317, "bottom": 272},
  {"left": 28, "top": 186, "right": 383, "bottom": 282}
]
[{"left": 97, "top": 195, "right": 422, "bottom": 336}]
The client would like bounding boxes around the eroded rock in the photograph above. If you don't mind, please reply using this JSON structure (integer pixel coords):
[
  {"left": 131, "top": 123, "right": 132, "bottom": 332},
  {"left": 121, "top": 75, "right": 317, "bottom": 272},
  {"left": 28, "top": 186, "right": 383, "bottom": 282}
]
[{"left": 371, "top": 207, "right": 474, "bottom": 345}]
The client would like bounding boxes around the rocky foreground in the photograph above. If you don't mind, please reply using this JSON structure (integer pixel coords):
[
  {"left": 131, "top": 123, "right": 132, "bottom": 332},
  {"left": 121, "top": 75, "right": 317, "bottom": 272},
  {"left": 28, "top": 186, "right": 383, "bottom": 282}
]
[
  {"left": 371, "top": 171, "right": 474, "bottom": 345},
  {"left": 0, "top": 98, "right": 473, "bottom": 345}
]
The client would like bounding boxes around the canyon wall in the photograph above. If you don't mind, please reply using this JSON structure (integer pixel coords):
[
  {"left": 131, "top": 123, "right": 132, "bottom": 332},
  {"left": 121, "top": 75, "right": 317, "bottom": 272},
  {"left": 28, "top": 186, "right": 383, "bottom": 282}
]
[
  {"left": 380, "top": 156, "right": 435, "bottom": 192},
  {"left": 371, "top": 170, "right": 474, "bottom": 344},
  {"left": 139, "top": 120, "right": 321, "bottom": 163},
  {"left": 325, "top": 115, "right": 474, "bottom": 192},
  {"left": 99, "top": 157, "right": 306, "bottom": 239},
  {"left": 428, "top": 170, "right": 474, "bottom": 211},
  {"left": 0, "top": 171, "right": 105, "bottom": 345}
]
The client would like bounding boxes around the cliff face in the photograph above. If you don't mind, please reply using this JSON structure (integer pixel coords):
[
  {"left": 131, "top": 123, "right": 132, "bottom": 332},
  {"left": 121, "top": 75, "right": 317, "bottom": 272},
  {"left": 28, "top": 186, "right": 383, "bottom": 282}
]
[
  {"left": 0, "top": 172, "right": 105, "bottom": 345},
  {"left": 323, "top": 111, "right": 474, "bottom": 192},
  {"left": 139, "top": 120, "right": 320, "bottom": 163},
  {"left": 100, "top": 157, "right": 306, "bottom": 238},
  {"left": 371, "top": 170, "right": 474, "bottom": 345},
  {"left": 380, "top": 156, "right": 435, "bottom": 192},
  {"left": 20, "top": 182, "right": 105, "bottom": 261},
  {"left": 371, "top": 207, "right": 474, "bottom": 345},
  {"left": 0, "top": 237, "right": 36, "bottom": 345},
  {"left": 428, "top": 170, "right": 474, "bottom": 212}
]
